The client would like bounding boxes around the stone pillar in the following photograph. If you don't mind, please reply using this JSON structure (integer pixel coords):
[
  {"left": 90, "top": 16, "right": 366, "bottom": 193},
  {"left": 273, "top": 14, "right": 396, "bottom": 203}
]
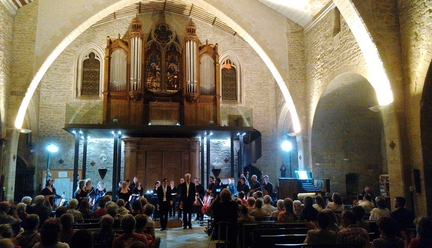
[
  {"left": 189, "top": 138, "right": 200, "bottom": 178},
  {"left": 124, "top": 139, "right": 138, "bottom": 181}
]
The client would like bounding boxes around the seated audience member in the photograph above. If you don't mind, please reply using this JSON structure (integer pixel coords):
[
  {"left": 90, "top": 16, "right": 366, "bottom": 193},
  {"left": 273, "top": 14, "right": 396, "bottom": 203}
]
[
  {"left": 408, "top": 217, "right": 432, "bottom": 248},
  {"left": 299, "top": 196, "right": 319, "bottom": 221},
  {"left": 0, "top": 224, "right": 18, "bottom": 248},
  {"left": 277, "top": 198, "right": 298, "bottom": 222},
  {"left": 106, "top": 202, "right": 120, "bottom": 228},
  {"left": 59, "top": 213, "right": 75, "bottom": 245},
  {"left": 246, "top": 197, "right": 255, "bottom": 213},
  {"left": 131, "top": 200, "right": 143, "bottom": 216},
  {"left": 14, "top": 214, "right": 41, "bottom": 248},
  {"left": 93, "top": 199, "right": 107, "bottom": 218},
  {"left": 135, "top": 214, "right": 161, "bottom": 248},
  {"left": 117, "top": 199, "right": 130, "bottom": 217},
  {"left": 337, "top": 210, "right": 369, "bottom": 247},
  {"left": 391, "top": 196, "right": 415, "bottom": 235},
  {"left": 139, "top": 198, "right": 148, "bottom": 212},
  {"left": 313, "top": 195, "right": 326, "bottom": 212},
  {"left": 33, "top": 219, "right": 69, "bottom": 248},
  {"left": 0, "top": 202, "right": 20, "bottom": 235},
  {"left": 67, "top": 199, "right": 83, "bottom": 220},
  {"left": 271, "top": 200, "right": 284, "bottom": 219},
  {"left": 92, "top": 215, "right": 117, "bottom": 245},
  {"left": 304, "top": 211, "right": 337, "bottom": 245},
  {"left": 352, "top": 205, "right": 370, "bottom": 232},
  {"left": 16, "top": 202, "right": 27, "bottom": 223},
  {"left": 321, "top": 209, "right": 340, "bottom": 233},
  {"left": 143, "top": 204, "right": 156, "bottom": 238},
  {"left": 238, "top": 204, "right": 255, "bottom": 223},
  {"left": 112, "top": 214, "right": 147, "bottom": 248},
  {"left": 78, "top": 199, "right": 93, "bottom": 219},
  {"left": 261, "top": 195, "right": 276, "bottom": 216},
  {"left": 210, "top": 188, "right": 238, "bottom": 248},
  {"left": 370, "top": 197, "right": 391, "bottom": 220},
  {"left": 327, "top": 193, "right": 344, "bottom": 212},
  {"left": 249, "top": 198, "right": 267, "bottom": 219},
  {"left": 372, "top": 217, "right": 404, "bottom": 248},
  {"left": 69, "top": 230, "right": 92, "bottom": 248},
  {"left": 293, "top": 200, "right": 303, "bottom": 216},
  {"left": 21, "top": 196, "right": 33, "bottom": 214},
  {"left": 55, "top": 206, "right": 67, "bottom": 218},
  {"left": 237, "top": 192, "right": 247, "bottom": 206},
  {"left": 31, "top": 195, "right": 52, "bottom": 227},
  {"left": 358, "top": 193, "right": 375, "bottom": 215}
]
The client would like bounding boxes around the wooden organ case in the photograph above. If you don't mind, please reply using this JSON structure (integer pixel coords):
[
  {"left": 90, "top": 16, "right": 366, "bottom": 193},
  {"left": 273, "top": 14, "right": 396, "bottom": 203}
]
[
  {"left": 103, "top": 17, "right": 220, "bottom": 126},
  {"left": 102, "top": 17, "right": 221, "bottom": 188}
]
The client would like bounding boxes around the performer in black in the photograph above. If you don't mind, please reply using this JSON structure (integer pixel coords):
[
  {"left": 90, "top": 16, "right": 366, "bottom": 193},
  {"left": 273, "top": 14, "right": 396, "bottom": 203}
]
[
  {"left": 41, "top": 179, "right": 59, "bottom": 209},
  {"left": 194, "top": 177, "right": 205, "bottom": 222},
  {"left": 180, "top": 173, "right": 195, "bottom": 229},
  {"left": 82, "top": 178, "right": 95, "bottom": 207},
  {"left": 157, "top": 178, "right": 172, "bottom": 231}
]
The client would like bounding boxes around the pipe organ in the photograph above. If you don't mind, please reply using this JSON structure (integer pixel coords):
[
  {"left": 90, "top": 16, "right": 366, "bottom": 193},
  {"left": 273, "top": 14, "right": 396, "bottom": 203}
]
[{"left": 103, "top": 17, "right": 220, "bottom": 126}]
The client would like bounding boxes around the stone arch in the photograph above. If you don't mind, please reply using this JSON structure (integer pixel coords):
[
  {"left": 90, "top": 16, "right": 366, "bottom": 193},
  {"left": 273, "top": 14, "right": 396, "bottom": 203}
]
[
  {"left": 311, "top": 72, "right": 384, "bottom": 200},
  {"left": 420, "top": 52, "right": 432, "bottom": 215}
]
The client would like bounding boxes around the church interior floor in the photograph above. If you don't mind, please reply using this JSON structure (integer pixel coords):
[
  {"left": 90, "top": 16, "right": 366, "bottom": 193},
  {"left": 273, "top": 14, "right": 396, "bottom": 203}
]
[{"left": 155, "top": 216, "right": 217, "bottom": 248}]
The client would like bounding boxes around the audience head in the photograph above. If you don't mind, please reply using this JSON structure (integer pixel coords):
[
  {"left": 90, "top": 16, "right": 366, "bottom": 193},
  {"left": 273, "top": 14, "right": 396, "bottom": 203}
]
[
  {"left": 79, "top": 199, "right": 90, "bottom": 211},
  {"left": 254, "top": 198, "right": 263, "bottom": 209},
  {"left": 144, "top": 204, "right": 154, "bottom": 217},
  {"left": 100, "top": 215, "right": 114, "bottom": 230},
  {"left": 68, "top": 199, "right": 79, "bottom": 209},
  {"left": 0, "top": 224, "right": 13, "bottom": 238},
  {"left": 293, "top": 200, "right": 302, "bottom": 210},
  {"left": 316, "top": 211, "right": 331, "bottom": 229},
  {"left": 314, "top": 195, "right": 325, "bottom": 208},
  {"left": 247, "top": 197, "right": 255, "bottom": 207},
  {"left": 106, "top": 203, "right": 119, "bottom": 218},
  {"left": 220, "top": 188, "right": 232, "bottom": 202},
  {"left": 134, "top": 214, "right": 148, "bottom": 230},
  {"left": 139, "top": 197, "right": 148, "bottom": 208},
  {"left": 394, "top": 196, "right": 406, "bottom": 209},
  {"left": 352, "top": 205, "right": 365, "bottom": 221},
  {"left": 377, "top": 217, "right": 398, "bottom": 238},
  {"left": 341, "top": 210, "right": 357, "bottom": 226},
  {"left": 98, "top": 198, "right": 107, "bottom": 208},
  {"left": 0, "top": 202, "right": 10, "bottom": 213},
  {"left": 60, "top": 213, "right": 74, "bottom": 231},
  {"left": 24, "top": 214, "right": 39, "bottom": 232},
  {"left": 121, "top": 214, "right": 136, "bottom": 234},
  {"left": 70, "top": 229, "right": 92, "bottom": 248},
  {"left": 332, "top": 193, "right": 343, "bottom": 205},
  {"left": 238, "top": 191, "right": 245, "bottom": 199},
  {"left": 240, "top": 204, "right": 249, "bottom": 215},
  {"left": 21, "top": 196, "right": 32, "bottom": 206},
  {"left": 276, "top": 199, "right": 284, "bottom": 211},
  {"left": 256, "top": 191, "right": 263, "bottom": 199},
  {"left": 103, "top": 195, "right": 112, "bottom": 202},
  {"left": 117, "top": 199, "right": 125, "bottom": 207},
  {"left": 283, "top": 198, "right": 294, "bottom": 214},
  {"left": 364, "top": 193, "right": 372, "bottom": 202},
  {"left": 416, "top": 217, "right": 432, "bottom": 239},
  {"left": 16, "top": 202, "right": 26, "bottom": 214},
  {"left": 263, "top": 195, "right": 272, "bottom": 204},
  {"left": 132, "top": 200, "right": 142, "bottom": 212},
  {"left": 376, "top": 197, "right": 387, "bottom": 209},
  {"left": 40, "top": 219, "right": 62, "bottom": 246},
  {"left": 55, "top": 206, "right": 67, "bottom": 218},
  {"left": 321, "top": 209, "right": 338, "bottom": 225},
  {"left": 34, "top": 195, "right": 45, "bottom": 206},
  {"left": 303, "top": 196, "right": 313, "bottom": 207}
]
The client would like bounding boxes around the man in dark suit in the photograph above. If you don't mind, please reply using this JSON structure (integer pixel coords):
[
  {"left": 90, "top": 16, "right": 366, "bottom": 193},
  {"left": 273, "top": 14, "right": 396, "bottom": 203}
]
[
  {"left": 180, "top": 173, "right": 195, "bottom": 229},
  {"left": 157, "top": 178, "right": 172, "bottom": 231}
]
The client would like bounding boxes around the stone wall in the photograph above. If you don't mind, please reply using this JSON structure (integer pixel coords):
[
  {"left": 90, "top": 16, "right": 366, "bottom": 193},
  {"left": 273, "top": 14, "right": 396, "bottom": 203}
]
[{"left": 0, "top": 3, "right": 13, "bottom": 137}]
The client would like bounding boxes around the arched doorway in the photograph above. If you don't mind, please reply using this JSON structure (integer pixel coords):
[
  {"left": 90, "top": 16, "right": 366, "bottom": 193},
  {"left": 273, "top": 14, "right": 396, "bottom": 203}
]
[{"left": 14, "top": 156, "right": 35, "bottom": 202}]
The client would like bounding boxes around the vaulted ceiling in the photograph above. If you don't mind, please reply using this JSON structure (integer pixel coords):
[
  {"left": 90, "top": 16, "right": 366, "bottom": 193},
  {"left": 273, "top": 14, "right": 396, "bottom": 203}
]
[{"left": 1, "top": 0, "right": 331, "bottom": 28}]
